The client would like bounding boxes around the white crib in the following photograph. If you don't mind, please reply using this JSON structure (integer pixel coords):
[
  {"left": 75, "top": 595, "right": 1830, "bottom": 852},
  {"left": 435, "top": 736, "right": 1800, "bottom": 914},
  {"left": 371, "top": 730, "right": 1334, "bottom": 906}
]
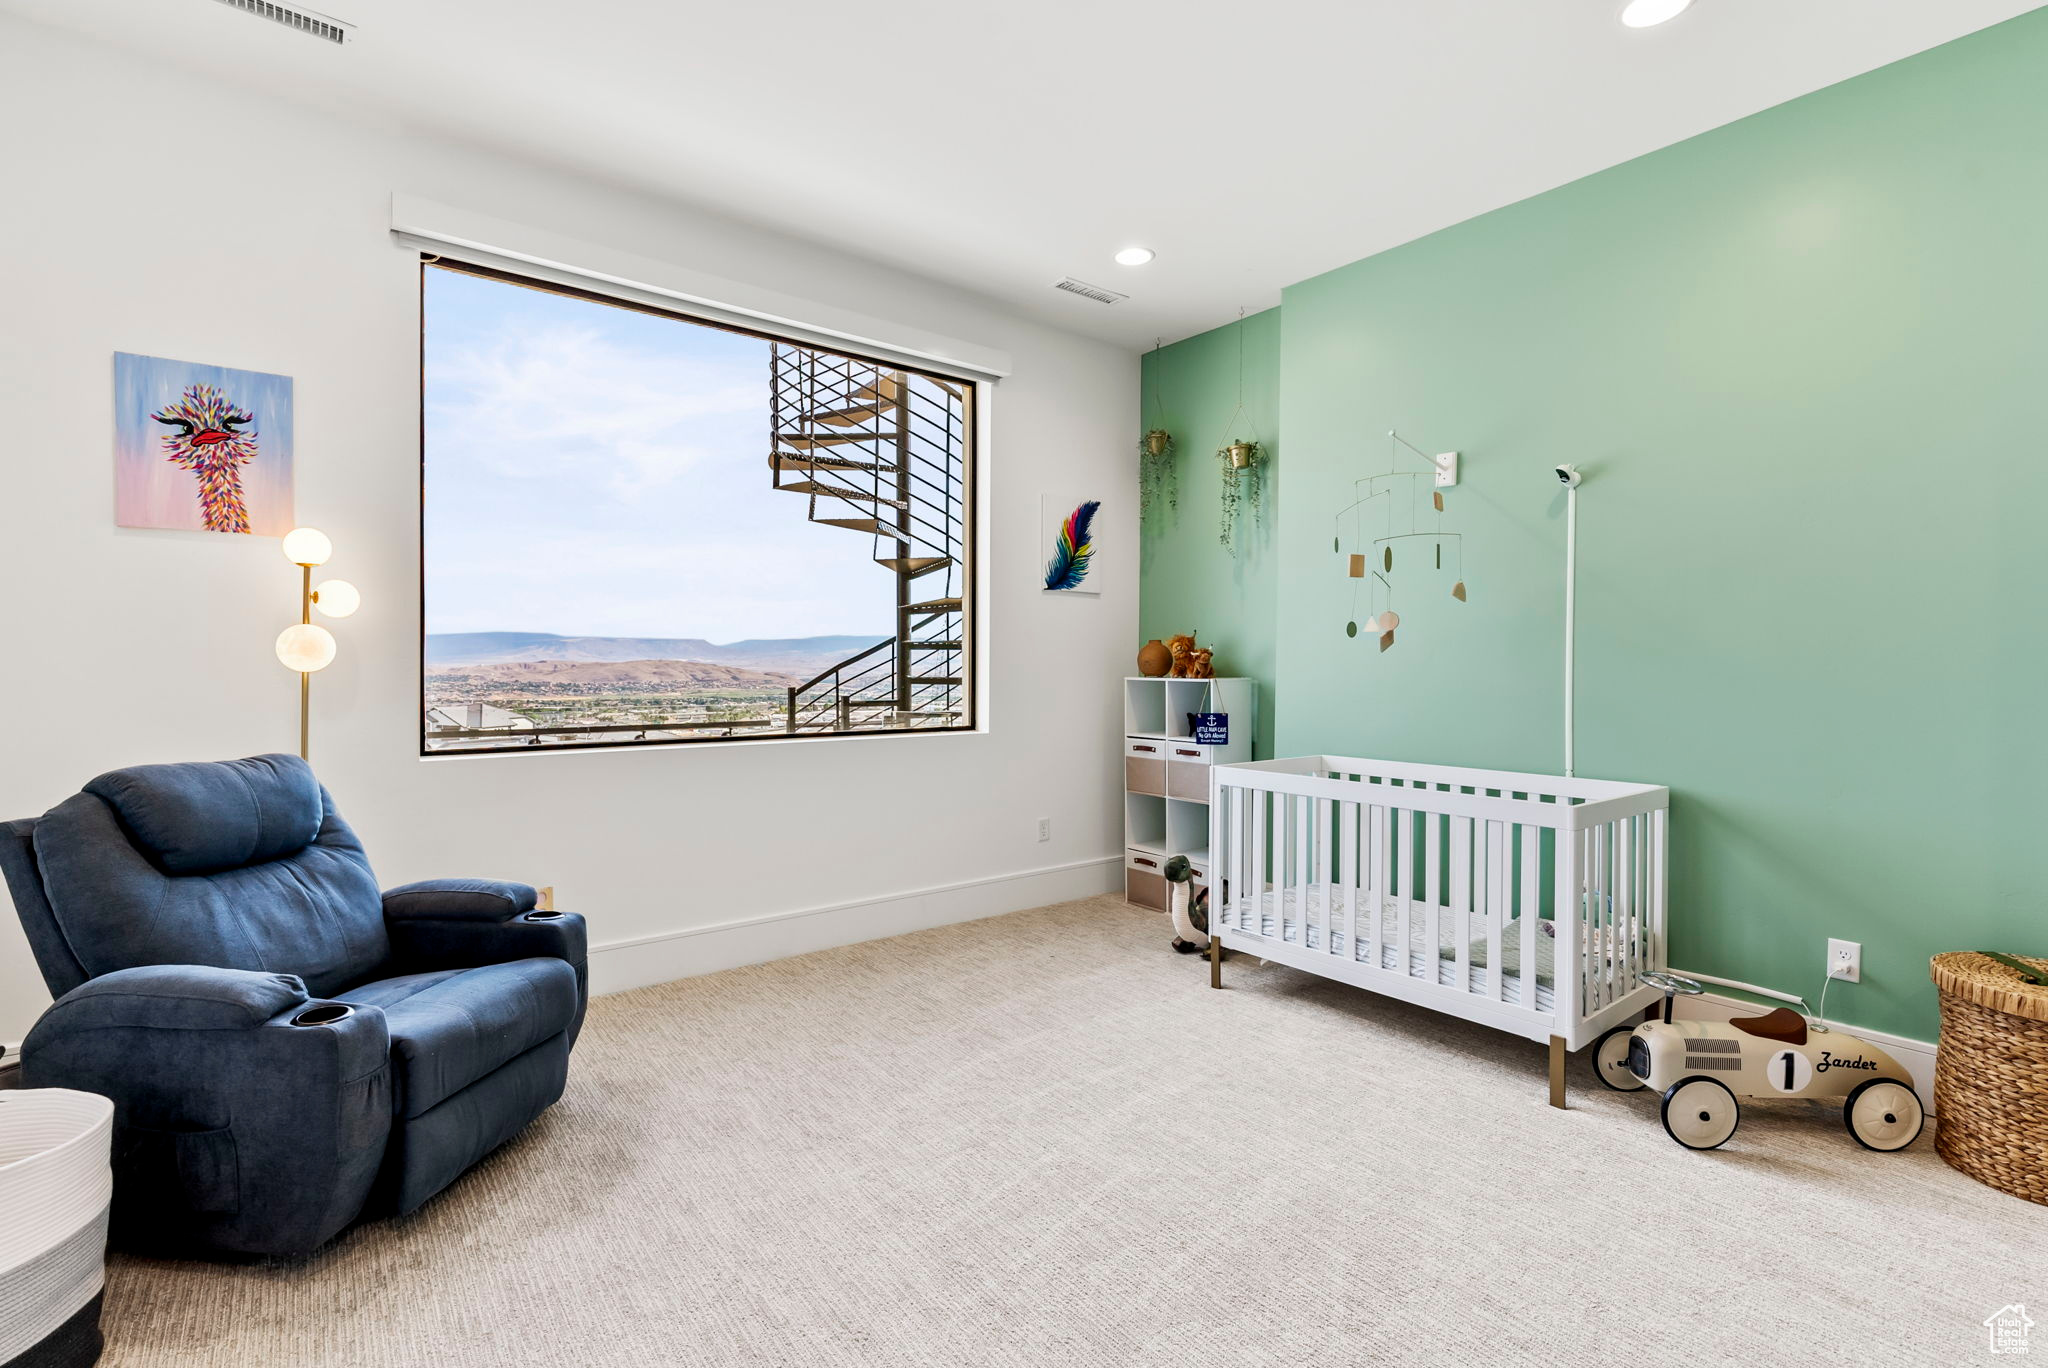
[{"left": 1207, "top": 755, "right": 1669, "bottom": 1106}]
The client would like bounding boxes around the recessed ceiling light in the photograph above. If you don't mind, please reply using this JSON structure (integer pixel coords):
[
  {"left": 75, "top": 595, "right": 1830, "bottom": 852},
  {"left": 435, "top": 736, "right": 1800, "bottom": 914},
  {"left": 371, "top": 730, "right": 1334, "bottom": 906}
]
[
  {"left": 1114, "top": 247, "right": 1156, "bottom": 266},
  {"left": 1621, "top": 0, "right": 1692, "bottom": 26}
]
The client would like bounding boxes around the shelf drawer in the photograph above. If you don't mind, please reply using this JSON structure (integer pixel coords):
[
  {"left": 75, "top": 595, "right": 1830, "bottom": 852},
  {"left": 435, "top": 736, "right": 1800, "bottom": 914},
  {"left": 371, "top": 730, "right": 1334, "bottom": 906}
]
[
  {"left": 1125, "top": 848, "right": 1168, "bottom": 910},
  {"left": 1167, "top": 744, "right": 1211, "bottom": 801},
  {"left": 1124, "top": 738, "right": 1167, "bottom": 796}
]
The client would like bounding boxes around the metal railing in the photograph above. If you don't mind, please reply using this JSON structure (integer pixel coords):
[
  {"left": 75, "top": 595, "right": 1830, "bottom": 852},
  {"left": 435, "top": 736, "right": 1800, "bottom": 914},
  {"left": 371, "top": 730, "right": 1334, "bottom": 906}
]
[{"left": 772, "top": 343, "right": 967, "bottom": 734}]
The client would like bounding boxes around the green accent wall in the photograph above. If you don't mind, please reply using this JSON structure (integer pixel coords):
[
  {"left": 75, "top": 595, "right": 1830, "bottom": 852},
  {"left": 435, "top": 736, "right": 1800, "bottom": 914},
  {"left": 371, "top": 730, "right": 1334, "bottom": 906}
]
[
  {"left": 1140, "top": 12, "right": 2048, "bottom": 1041},
  {"left": 1138, "top": 308, "right": 1281, "bottom": 760}
]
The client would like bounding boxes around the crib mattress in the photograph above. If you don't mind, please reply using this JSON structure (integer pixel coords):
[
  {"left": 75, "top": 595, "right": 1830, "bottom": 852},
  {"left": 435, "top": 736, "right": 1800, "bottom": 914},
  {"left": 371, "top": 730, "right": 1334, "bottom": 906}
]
[{"left": 1224, "top": 889, "right": 1643, "bottom": 1014}]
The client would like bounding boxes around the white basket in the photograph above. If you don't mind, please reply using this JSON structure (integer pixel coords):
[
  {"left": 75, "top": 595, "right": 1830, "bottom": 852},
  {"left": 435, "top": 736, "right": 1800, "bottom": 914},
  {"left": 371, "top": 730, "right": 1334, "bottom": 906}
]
[{"left": 0, "top": 1089, "right": 115, "bottom": 1366}]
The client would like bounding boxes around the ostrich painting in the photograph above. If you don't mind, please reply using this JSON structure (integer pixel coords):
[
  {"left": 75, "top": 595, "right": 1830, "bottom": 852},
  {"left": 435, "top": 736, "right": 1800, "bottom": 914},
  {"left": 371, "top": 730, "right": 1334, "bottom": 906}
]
[
  {"left": 115, "top": 353, "right": 293, "bottom": 536},
  {"left": 153, "top": 384, "right": 259, "bottom": 534}
]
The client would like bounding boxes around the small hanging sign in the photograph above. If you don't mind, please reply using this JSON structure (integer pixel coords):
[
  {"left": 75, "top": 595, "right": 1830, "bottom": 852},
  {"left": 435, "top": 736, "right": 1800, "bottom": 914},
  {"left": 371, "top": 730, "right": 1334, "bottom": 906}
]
[{"left": 1192, "top": 712, "right": 1230, "bottom": 746}]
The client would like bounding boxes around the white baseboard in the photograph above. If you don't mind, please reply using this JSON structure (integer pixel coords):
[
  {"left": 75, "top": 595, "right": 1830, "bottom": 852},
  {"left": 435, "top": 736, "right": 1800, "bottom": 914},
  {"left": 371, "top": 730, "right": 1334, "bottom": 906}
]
[
  {"left": 585, "top": 854, "right": 1123, "bottom": 998},
  {"left": 1675, "top": 991, "right": 1939, "bottom": 1111}
]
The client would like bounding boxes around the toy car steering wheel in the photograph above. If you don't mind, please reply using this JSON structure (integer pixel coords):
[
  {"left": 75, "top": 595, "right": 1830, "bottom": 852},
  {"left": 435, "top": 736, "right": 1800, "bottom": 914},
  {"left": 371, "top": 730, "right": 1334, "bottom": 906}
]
[{"left": 1640, "top": 970, "right": 1704, "bottom": 996}]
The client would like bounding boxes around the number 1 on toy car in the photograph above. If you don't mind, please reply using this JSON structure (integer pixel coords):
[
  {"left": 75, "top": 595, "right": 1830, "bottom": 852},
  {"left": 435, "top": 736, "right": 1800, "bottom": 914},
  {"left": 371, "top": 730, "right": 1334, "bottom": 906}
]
[{"left": 1767, "top": 1049, "right": 1812, "bottom": 1094}]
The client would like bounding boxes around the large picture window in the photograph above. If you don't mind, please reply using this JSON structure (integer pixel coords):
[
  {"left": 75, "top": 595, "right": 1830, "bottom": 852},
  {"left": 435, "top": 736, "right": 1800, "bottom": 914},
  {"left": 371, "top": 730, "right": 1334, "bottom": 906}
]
[{"left": 420, "top": 260, "right": 975, "bottom": 754}]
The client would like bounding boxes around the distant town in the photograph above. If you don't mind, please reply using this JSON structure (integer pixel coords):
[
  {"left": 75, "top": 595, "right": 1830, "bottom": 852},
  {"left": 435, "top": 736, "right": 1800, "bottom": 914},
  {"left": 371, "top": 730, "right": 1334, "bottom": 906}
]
[{"left": 422, "top": 632, "right": 887, "bottom": 749}]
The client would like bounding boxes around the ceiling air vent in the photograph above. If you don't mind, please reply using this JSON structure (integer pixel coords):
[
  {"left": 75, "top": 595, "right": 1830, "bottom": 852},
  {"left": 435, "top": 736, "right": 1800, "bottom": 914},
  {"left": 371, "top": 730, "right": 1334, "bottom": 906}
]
[
  {"left": 1053, "top": 277, "right": 1127, "bottom": 305},
  {"left": 213, "top": 0, "right": 353, "bottom": 43}
]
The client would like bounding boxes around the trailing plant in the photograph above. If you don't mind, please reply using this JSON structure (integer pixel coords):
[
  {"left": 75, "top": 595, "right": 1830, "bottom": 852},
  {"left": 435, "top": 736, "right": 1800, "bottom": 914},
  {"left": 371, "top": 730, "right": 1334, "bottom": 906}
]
[
  {"left": 1218, "top": 440, "right": 1263, "bottom": 552},
  {"left": 1138, "top": 429, "right": 1177, "bottom": 516}
]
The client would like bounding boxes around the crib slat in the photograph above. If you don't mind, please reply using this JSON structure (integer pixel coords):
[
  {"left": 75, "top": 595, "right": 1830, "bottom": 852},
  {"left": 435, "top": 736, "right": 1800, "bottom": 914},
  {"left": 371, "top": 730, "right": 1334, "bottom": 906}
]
[
  {"left": 1450, "top": 816, "right": 1471, "bottom": 992},
  {"left": 1251, "top": 788, "right": 1269, "bottom": 939},
  {"left": 1596, "top": 823, "right": 1612, "bottom": 1012},
  {"left": 1340, "top": 799, "right": 1359, "bottom": 961},
  {"left": 1551, "top": 822, "right": 1581, "bottom": 1027},
  {"left": 1296, "top": 794, "right": 1313, "bottom": 951},
  {"left": 1652, "top": 807, "right": 1669, "bottom": 974},
  {"left": 1577, "top": 828, "right": 1593, "bottom": 1015},
  {"left": 1433, "top": 806, "right": 1449, "bottom": 978},
  {"left": 1313, "top": 795, "right": 1331, "bottom": 955},
  {"left": 1219, "top": 787, "right": 1236, "bottom": 930},
  {"left": 1372, "top": 803, "right": 1391, "bottom": 972},
  {"left": 1230, "top": 785, "right": 1244, "bottom": 933},
  {"left": 1520, "top": 825, "right": 1539, "bottom": 1011},
  {"left": 1619, "top": 815, "right": 1636, "bottom": 994},
  {"left": 1486, "top": 820, "right": 1506, "bottom": 1002},
  {"left": 1400, "top": 806, "right": 1417, "bottom": 978},
  {"left": 1271, "top": 791, "right": 1286, "bottom": 942},
  {"left": 1602, "top": 820, "right": 1616, "bottom": 1009}
]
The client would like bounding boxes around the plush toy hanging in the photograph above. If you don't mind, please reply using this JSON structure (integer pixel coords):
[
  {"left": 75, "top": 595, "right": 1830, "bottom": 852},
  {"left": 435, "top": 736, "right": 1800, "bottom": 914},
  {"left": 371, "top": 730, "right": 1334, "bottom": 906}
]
[{"left": 1162, "top": 855, "right": 1211, "bottom": 954}]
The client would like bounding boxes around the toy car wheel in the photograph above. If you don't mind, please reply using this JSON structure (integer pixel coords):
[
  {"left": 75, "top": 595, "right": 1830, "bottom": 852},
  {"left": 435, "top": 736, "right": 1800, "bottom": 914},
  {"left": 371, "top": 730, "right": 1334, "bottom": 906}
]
[
  {"left": 1590, "top": 1026, "right": 1646, "bottom": 1091},
  {"left": 1844, "top": 1078, "right": 1925, "bottom": 1153},
  {"left": 1661, "top": 1076, "right": 1740, "bottom": 1150}
]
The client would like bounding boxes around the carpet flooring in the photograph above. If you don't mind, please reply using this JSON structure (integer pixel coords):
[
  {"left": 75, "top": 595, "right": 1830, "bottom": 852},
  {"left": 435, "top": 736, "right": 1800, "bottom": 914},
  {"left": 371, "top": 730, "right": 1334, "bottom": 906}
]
[{"left": 100, "top": 896, "right": 2044, "bottom": 1366}]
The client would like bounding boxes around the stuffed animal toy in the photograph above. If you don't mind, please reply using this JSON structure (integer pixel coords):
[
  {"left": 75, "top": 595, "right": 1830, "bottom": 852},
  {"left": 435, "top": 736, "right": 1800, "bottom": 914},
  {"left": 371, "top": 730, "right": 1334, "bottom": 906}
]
[
  {"left": 1165, "top": 633, "right": 1197, "bottom": 678},
  {"left": 1186, "top": 646, "right": 1215, "bottom": 679},
  {"left": 1162, "top": 855, "right": 1212, "bottom": 954}
]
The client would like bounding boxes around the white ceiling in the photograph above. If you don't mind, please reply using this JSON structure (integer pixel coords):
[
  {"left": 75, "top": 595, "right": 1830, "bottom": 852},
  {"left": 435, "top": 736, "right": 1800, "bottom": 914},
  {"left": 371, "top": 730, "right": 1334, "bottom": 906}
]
[{"left": 7, "top": 0, "right": 2041, "bottom": 348}]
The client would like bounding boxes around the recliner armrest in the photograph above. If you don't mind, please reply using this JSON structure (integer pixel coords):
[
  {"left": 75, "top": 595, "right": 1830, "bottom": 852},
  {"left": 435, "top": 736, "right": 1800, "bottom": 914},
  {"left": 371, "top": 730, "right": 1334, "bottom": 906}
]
[
  {"left": 40, "top": 963, "right": 310, "bottom": 1031},
  {"left": 22, "top": 964, "right": 395, "bottom": 1257},
  {"left": 382, "top": 878, "right": 536, "bottom": 922},
  {"left": 382, "top": 909, "right": 587, "bottom": 974}
]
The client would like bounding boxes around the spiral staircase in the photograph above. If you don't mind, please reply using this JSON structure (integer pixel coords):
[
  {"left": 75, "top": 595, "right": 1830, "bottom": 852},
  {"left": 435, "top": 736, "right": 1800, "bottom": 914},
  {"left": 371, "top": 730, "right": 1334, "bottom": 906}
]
[{"left": 770, "top": 343, "right": 969, "bottom": 733}]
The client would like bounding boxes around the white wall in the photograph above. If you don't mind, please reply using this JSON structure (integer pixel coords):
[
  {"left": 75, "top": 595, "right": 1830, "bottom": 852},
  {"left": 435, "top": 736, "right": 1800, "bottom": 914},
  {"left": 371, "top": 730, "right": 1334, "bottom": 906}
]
[{"left": 0, "top": 17, "right": 1136, "bottom": 1047}]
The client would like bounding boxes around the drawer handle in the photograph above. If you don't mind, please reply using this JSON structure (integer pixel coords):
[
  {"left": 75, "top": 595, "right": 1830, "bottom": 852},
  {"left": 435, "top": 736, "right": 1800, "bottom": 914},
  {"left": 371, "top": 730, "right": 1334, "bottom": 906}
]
[
  {"left": 1132, "top": 744, "right": 1158, "bottom": 754},
  {"left": 1133, "top": 858, "right": 1158, "bottom": 869},
  {"left": 1175, "top": 748, "right": 1201, "bottom": 757}
]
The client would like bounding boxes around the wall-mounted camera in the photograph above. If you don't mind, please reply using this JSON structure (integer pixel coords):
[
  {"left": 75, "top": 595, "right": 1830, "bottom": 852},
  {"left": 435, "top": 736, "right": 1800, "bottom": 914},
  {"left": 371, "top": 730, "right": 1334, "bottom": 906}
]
[{"left": 1555, "top": 464, "right": 1583, "bottom": 488}]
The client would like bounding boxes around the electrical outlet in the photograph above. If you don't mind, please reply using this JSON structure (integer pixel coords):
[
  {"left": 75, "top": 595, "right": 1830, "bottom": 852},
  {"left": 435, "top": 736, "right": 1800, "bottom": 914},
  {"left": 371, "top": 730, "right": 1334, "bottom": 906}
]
[
  {"left": 1827, "top": 938, "right": 1861, "bottom": 983},
  {"left": 1037, "top": 817, "right": 1051, "bottom": 843}
]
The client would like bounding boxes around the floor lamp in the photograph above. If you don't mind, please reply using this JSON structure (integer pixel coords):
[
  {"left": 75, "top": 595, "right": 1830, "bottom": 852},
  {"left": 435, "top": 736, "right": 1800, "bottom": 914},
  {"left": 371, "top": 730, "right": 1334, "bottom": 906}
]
[{"left": 274, "top": 527, "right": 360, "bottom": 762}]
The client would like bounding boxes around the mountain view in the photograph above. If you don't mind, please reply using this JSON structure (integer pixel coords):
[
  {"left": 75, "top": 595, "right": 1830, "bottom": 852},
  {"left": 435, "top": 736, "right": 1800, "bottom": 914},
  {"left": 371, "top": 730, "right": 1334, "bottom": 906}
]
[
  {"left": 426, "top": 632, "right": 886, "bottom": 676},
  {"left": 423, "top": 633, "right": 890, "bottom": 747}
]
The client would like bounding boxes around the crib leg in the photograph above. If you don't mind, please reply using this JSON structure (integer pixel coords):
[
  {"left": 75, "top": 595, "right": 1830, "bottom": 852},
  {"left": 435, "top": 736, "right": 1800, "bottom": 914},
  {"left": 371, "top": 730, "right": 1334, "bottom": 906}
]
[
  {"left": 1548, "top": 1035, "right": 1567, "bottom": 1110},
  {"left": 1209, "top": 933, "right": 1222, "bottom": 989}
]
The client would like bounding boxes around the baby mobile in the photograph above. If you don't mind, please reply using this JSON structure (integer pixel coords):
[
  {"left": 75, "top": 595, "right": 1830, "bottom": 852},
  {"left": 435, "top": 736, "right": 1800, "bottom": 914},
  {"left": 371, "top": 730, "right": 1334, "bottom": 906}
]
[{"left": 1331, "top": 430, "right": 1468, "bottom": 651}]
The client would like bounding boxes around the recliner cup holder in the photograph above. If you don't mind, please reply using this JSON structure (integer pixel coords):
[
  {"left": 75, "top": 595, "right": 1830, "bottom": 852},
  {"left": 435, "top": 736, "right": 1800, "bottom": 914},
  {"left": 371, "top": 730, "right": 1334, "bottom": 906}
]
[
  {"left": 525, "top": 911, "right": 564, "bottom": 921},
  {"left": 291, "top": 1003, "right": 353, "bottom": 1027}
]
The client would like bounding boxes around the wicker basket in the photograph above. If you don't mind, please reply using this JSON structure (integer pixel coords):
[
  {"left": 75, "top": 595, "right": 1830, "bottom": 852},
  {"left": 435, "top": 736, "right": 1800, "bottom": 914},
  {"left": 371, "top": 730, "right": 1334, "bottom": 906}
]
[{"left": 1932, "top": 951, "right": 2048, "bottom": 1206}]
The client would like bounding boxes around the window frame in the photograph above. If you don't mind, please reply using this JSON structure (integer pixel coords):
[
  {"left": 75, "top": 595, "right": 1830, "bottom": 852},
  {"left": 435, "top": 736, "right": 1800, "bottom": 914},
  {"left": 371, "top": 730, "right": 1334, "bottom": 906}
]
[{"left": 416, "top": 256, "right": 980, "bottom": 758}]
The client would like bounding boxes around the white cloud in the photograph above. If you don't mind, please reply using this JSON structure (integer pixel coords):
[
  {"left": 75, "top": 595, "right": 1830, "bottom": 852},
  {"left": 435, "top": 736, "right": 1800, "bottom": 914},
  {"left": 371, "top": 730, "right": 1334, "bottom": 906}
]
[{"left": 426, "top": 321, "right": 763, "bottom": 499}]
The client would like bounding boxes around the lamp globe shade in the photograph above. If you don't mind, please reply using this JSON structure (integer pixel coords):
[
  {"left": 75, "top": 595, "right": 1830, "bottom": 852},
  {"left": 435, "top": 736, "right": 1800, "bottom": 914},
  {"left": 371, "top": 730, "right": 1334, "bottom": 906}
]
[
  {"left": 281, "top": 527, "right": 333, "bottom": 567},
  {"left": 275, "top": 623, "right": 337, "bottom": 673},
  {"left": 312, "top": 579, "right": 360, "bottom": 618}
]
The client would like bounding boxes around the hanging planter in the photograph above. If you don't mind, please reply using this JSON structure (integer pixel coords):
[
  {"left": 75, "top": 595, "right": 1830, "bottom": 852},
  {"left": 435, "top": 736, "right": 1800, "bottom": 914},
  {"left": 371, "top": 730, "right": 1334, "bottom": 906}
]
[
  {"left": 1217, "top": 439, "right": 1263, "bottom": 554},
  {"left": 1213, "top": 313, "right": 1265, "bottom": 557},
  {"left": 1138, "top": 428, "right": 1177, "bottom": 516},
  {"left": 1139, "top": 339, "right": 1180, "bottom": 519}
]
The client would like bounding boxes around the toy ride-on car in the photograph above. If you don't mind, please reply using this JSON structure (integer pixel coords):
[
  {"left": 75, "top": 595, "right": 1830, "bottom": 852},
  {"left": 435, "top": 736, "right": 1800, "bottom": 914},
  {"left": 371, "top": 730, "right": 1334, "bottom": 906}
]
[{"left": 1588, "top": 970, "right": 1924, "bottom": 1153}]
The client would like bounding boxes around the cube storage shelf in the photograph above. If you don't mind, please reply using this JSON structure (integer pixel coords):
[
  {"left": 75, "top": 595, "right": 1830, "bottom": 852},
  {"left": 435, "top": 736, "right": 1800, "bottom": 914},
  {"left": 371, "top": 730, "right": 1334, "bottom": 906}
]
[{"left": 1122, "top": 676, "right": 1255, "bottom": 911}]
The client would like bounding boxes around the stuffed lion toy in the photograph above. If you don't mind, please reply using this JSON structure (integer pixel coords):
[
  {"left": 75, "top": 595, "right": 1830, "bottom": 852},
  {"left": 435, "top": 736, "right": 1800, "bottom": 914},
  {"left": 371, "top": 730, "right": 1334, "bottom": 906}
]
[{"left": 1165, "top": 633, "right": 1198, "bottom": 678}]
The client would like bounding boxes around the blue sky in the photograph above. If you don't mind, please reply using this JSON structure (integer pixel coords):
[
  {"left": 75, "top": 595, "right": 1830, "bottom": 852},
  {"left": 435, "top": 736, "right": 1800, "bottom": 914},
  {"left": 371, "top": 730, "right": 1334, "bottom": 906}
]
[{"left": 423, "top": 269, "right": 893, "bottom": 641}]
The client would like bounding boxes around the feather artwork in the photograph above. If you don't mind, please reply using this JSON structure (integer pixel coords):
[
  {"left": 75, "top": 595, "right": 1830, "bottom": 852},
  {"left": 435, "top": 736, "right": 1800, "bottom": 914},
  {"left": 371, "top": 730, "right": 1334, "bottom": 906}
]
[{"left": 1042, "top": 499, "right": 1101, "bottom": 592}]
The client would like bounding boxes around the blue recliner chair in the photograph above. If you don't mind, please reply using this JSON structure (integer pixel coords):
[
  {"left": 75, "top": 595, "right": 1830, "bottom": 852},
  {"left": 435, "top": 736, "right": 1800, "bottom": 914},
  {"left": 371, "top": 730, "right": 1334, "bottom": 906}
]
[{"left": 0, "top": 754, "right": 586, "bottom": 1258}]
